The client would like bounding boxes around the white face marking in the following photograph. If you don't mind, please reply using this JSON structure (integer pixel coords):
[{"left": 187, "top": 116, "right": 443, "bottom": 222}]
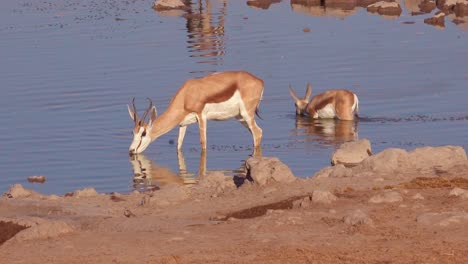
[
  {"left": 316, "top": 104, "right": 336, "bottom": 119},
  {"left": 129, "top": 127, "right": 152, "bottom": 154}
]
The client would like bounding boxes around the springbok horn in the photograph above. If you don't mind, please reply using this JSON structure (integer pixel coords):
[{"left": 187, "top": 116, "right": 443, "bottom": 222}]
[
  {"left": 140, "top": 98, "right": 153, "bottom": 124},
  {"left": 132, "top": 97, "right": 139, "bottom": 124}
]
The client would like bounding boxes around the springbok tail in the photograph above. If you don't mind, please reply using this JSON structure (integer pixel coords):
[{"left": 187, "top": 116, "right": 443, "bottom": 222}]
[{"left": 354, "top": 94, "right": 360, "bottom": 118}]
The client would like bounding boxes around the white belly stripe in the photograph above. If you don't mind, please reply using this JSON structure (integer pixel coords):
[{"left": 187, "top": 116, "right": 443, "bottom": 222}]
[
  {"left": 179, "top": 90, "right": 244, "bottom": 126},
  {"left": 316, "top": 104, "right": 336, "bottom": 119}
]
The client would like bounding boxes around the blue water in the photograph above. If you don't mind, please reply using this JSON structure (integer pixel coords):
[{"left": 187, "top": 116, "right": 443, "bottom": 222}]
[{"left": 1, "top": 0, "right": 467, "bottom": 194}]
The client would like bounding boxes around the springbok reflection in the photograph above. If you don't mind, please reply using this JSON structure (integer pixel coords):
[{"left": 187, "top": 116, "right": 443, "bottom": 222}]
[
  {"left": 177, "top": 149, "right": 252, "bottom": 179},
  {"left": 130, "top": 149, "right": 255, "bottom": 191},
  {"left": 293, "top": 116, "right": 358, "bottom": 147},
  {"left": 129, "top": 154, "right": 189, "bottom": 192}
]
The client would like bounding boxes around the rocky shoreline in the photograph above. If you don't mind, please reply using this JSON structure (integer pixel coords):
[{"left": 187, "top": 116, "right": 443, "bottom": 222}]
[{"left": 1, "top": 141, "right": 468, "bottom": 263}]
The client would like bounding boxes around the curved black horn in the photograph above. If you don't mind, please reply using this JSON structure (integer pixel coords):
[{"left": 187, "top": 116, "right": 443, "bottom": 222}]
[
  {"left": 131, "top": 97, "right": 139, "bottom": 123},
  {"left": 140, "top": 97, "right": 153, "bottom": 124}
]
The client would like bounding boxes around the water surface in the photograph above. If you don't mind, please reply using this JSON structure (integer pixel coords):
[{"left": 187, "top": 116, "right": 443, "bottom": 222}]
[{"left": 1, "top": 0, "right": 467, "bottom": 194}]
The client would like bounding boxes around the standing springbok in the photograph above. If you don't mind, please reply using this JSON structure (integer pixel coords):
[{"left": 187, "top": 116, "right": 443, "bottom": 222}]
[
  {"left": 128, "top": 71, "right": 264, "bottom": 154},
  {"left": 289, "top": 83, "right": 359, "bottom": 121}
]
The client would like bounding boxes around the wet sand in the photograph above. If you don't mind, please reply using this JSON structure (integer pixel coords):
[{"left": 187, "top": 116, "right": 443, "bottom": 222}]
[{"left": 1, "top": 144, "right": 468, "bottom": 263}]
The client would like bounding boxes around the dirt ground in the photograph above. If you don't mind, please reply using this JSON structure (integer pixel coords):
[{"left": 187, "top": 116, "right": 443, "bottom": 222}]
[{"left": 1, "top": 145, "right": 468, "bottom": 264}]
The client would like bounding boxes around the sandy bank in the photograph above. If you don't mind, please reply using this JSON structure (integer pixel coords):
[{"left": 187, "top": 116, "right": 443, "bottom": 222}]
[{"left": 1, "top": 143, "right": 468, "bottom": 263}]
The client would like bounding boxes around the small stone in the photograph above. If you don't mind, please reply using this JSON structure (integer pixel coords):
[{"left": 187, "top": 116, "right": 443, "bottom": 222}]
[
  {"left": 245, "top": 157, "right": 296, "bottom": 186},
  {"left": 312, "top": 190, "right": 337, "bottom": 204},
  {"left": 449, "top": 187, "right": 468, "bottom": 198},
  {"left": 369, "top": 191, "right": 403, "bottom": 204},
  {"left": 412, "top": 193, "right": 425, "bottom": 200},
  {"left": 124, "top": 209, "right": 136, "bottom": 218},
  {"left": 293, "top": 196, "right": 312, "bottom": 209},
  {"left": 343, "top": 210, "right": 373, "bottom": 226},
  {"left": 73, "top": 188, "right": 98, "bottom": 198},
  {"left": 367, "top": 1, "right": 403, "bottom": 16},
  {"left": 27, "top": 175, "right": 46, "bottom": 183}
]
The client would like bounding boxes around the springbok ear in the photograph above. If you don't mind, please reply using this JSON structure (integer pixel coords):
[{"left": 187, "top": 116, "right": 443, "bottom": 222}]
[
  {"left": 148, "top": 106, "right": 157, "bottom": 126},
  {"left": 305, "top": 83, "right": 312, "bottom": 101},
  {"left": 127, "top": 104, "right": 136, "bottom": 121},
  {"left": 289, "top": 85, "right": 299, "bottom": 102}
]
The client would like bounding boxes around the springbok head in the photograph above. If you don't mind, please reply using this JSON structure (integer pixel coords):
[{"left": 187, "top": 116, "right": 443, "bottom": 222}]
[
  {"left": 289, "top": 83, "right": 312, "bottom": 116},
  {"left": 127, "top": 98, "right": 157, "bottom": 154}
]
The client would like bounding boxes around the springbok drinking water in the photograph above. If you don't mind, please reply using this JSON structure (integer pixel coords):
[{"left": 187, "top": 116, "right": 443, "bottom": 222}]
[
  {"left": 289, "top": 83, "right": 359, "bottom": 121},
  {"left": 128, "top": 71, "right": 264, "bottom": 154}
]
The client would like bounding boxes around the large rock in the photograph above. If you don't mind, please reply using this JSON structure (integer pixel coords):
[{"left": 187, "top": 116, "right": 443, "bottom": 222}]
[
  {"left": 367, "top": 1, "right": 403, "bottom": 16},
  {"left": 3, "top": 184, "right": 39, "bottom": 199},
  {"left": 331, "top": 139, "right": 372, "bottom": 166},
  {"left": 356, "top": 145, "right": 467, "bottom": 174},
  {"left": 245, "top": 157, "right": 296, "bottom": 186},
  {"left": 438, "top": 0, "right": 468, "bottom": 16},
  {"left": 315, "top": 145, "right": 468, "bottom": 178}
]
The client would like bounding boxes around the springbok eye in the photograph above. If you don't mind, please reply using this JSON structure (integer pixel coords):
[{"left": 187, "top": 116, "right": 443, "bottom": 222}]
[{"left": 142, "top": 130, "right": 146, "bottom": 137}]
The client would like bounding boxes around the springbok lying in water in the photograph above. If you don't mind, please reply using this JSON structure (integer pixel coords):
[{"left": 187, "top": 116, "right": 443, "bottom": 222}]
[
  {"left": 128, "top": 71, "right": 264, "bottom": 154},
  {"left": 289, "top": 83, "right": 359, "bottom": 121}
]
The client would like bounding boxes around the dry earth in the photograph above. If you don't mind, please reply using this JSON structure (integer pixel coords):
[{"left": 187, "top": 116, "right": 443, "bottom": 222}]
[{"left": 1, "top": 145, "right": 468, "bottom": 264}]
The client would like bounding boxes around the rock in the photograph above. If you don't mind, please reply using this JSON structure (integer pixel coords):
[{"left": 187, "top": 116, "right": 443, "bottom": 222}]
[
  {"left": 27, "top": 175, "right": 46, "bottom": 183},
  {"left": 247, "top": 0, "right": 282, "bottom": 10},
  {"left": 3, "top": 184, "right": 38, "bottom": 199},
  {"left": 417, "top": 211, "right": 468, "bottom": 227},
  {"left": 292, "top": 196, "right": 312, "bottom": 209},
  {"left": 73, "top": 188, "right": 98, "bottom": 198},
  {"left": 326, "top": 0, "right": 358, "bottom": 9},
  {"left": 449, "top": 187, "right": 468, "bottom": 199},
  {"left": 419, "top": 0, "right": 436, "bottom": 13},
  {"left": 245, "top": 157, "right": 296, "bottom": 186},
  {"left": 153, "top": 0, "right": 189, "bottom": 11},
  {"left": 343, "top": 210, "right": 373, "bottom": 226},
  {"left": 424, "top": 12, "right": 446, "bottom": 28},
  {"left": 369, "top": 191, "right": 403, "bottom": 204},
  {"left": 314, "top": 166, "right": 336, "bottom": 178},
  {"left": 331, "top": 139, "right": 372, "bottom": 166},
  {"left": 329, "top": 164, "right": 354, "bottom": 178},
  {"left": 367, "top": 1, "right": 403, "bottom": 16},
  {"left": 454, "top": 1, "right": 468, "bottom": 16},
  {"left": 312, "top": 190, "right": 337, "bottom": 204},
  {"left": 357, "top": 0, "right": 379, "bottom": 8},
  {"left": 438, "top": 0, "right": 468, "bottom": 15},
  {"left": 314, "top": 145, "right": 468, "bottom": 179},
  {"left": 355, "top": 148, "right": 407, "bottom": 174},
  {"left": 412, "top": 193, "right": 425, "bottom": 200},
  {"left": 356, "top": 145, "right": 467, "bottom": 175}
]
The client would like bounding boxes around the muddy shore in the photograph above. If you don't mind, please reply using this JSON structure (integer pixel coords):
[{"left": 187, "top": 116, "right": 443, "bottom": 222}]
[{"left": 1, "top": 144, "right": 468, "bottom": 263}]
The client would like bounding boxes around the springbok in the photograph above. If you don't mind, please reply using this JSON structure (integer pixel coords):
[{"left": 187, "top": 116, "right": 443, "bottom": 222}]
[
  {"left": 289, "top": 83, "right": 359, "bottom": 121},
  {"left": 128, "top": 71, "right": 264, "bottom": 154}
]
